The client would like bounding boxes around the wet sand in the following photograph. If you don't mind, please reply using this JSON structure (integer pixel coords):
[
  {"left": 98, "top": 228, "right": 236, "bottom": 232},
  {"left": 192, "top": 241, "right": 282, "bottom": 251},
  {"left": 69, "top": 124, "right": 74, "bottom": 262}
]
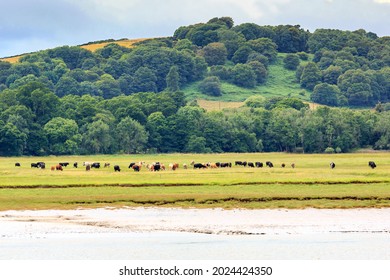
[{"left": 2, "top": 207, "right": 390, "bottom": 235}]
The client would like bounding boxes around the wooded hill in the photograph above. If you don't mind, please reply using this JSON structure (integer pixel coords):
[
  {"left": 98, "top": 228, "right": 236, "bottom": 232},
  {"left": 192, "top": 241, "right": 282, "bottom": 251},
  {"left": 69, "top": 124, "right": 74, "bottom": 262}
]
[{"left": 0, "top": 17, "right": 390, "bottom": 156}]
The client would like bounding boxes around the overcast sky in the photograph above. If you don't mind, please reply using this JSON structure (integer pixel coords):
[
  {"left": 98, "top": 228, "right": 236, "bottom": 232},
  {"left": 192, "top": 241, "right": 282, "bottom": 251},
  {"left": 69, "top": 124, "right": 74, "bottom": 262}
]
[{"left": 1, "top": 0, "right": 389, "bottom": 58}]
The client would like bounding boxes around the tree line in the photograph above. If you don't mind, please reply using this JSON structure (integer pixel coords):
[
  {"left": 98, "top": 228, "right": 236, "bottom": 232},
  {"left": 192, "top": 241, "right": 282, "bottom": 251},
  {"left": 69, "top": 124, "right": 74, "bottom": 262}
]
[
  {"left": 1, "top": 81, "right": 390, "bottom": 156},
  {"left": 1, "top": 17, "right": 390, "bottom": 156}
]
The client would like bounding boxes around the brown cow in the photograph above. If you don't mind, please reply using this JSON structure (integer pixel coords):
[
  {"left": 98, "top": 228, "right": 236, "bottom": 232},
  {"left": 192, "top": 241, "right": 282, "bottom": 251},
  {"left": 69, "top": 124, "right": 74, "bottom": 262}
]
[
  {"left": 55, "top": 164, "right": 63, "bottom": 171},
  {"left": 169, "top": 163, "right": 179, "bottom": 171}
]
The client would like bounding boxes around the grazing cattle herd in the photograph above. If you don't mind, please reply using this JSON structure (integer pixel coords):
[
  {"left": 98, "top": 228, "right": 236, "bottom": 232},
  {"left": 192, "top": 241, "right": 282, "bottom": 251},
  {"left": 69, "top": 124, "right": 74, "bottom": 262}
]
[{"left": 16, "top": 159, "right": 379, "bottom": 173}]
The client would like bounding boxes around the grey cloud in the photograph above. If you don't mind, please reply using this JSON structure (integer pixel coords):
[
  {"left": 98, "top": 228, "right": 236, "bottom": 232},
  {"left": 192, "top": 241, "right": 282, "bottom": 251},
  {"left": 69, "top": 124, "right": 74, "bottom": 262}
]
[{"left": 1, "top": 0, "right": 389, "bottom": 58}]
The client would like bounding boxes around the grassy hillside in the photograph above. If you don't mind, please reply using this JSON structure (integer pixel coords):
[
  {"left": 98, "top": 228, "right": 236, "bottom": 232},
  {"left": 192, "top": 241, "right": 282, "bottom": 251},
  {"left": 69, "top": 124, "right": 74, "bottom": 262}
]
[
  {"left": 183, "top": 54, "right": 312, "bottom": 102},
  {"left": 0, "top": 38, "right": 147, "bottom": 63}
]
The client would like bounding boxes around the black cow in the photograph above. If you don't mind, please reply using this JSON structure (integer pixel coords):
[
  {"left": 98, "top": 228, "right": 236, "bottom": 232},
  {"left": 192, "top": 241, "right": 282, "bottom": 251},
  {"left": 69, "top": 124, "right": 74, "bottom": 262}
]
[
  {"left": 281, "top": 163, "right": 286, "bottom": 168},
  {"left": 266, "top": 161, "right": 274, "bottom": 168},
  {"left": 248, "top": 162, "right": 254, "bottom": 168},
  {"left": 32, "top": 162, "right": 45, "bottom": 169},
  {"left": 153, "top": 163, "right": 161, "bottom": 171},
  {"left": 368, "top": 161, "right": 377, "bottom": 169},
  {"left": 330, "top": 162, "right": 336, "bottom": 169},
  {"left": 128, "top": 162, "right": 136, "bottom": 168},
  {"left": 193, "top": 163, "right": 207, "bottom": 169},
  {"left": 91, "top": 162, "right": 100, "bottom": 168},
  {"left": 59, "top": 162, "right": 69, "bottom": 167},
  {"left": 132, "top": 165, "right": 140, "bottom": 172},
  {"left": 255, "top": 162, "right": 263, "bottom": 168},
  {"left": 220, "top": 162, "right": 231, "bottom": 168},
  {"left": 235, "top": 161, "right": 243, "bottom": 166},
  {"left": 73, "top": 162, "right": 78, "bottom": 168},
  {"left": 114, "top": 165, "right": 121, "bottom": 172},
  {"left": 15, "top": 163, "right": 21, "bottom": 167}
]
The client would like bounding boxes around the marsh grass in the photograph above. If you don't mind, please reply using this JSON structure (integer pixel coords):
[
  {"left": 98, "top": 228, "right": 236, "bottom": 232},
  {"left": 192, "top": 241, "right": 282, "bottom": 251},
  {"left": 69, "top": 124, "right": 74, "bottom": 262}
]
[{"left": 1, "top": 152, "right": 390, "bottom": 210}]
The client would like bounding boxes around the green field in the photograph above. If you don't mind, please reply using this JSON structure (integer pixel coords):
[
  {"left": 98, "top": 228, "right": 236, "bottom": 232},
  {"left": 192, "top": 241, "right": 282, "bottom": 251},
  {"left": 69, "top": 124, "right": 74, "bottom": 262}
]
[
  {"left": 183, "top": 54, "right": 312, "bottom": 102},
  {"left": 1, "top": 153, "right": 390, "bottom": 210}
]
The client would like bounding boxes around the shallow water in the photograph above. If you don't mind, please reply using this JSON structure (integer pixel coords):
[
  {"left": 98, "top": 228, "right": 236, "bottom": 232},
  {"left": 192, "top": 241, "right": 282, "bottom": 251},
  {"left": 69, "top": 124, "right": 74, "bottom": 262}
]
[
  {"left": 1, "top": 208, "right": 390, "bottom": 260},
  {"left": 2, "top": 227, "right": 390, "bottom": 260}
]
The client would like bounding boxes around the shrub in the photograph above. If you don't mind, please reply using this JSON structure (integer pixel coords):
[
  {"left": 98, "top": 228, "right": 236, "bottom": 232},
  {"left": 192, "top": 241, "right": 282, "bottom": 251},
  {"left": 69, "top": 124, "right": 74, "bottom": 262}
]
[
  {"left": 283, "top": 54, "right": 300, "bottom": 70},
  {"left": 198, "top": 76, "right": 222, "bottom": 96},
  {"left": 324, "top": 147, "right": 335, "bottom": 154}
]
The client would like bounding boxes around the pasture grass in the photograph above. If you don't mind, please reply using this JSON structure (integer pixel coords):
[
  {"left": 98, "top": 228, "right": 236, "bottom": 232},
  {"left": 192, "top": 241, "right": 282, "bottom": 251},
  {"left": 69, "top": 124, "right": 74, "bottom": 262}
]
[
  {"left": 1, "top": 152, "right": 390, "bottom": 210},
  {"left": 183, "top": 54, "right": 312, "bottom": 103}
]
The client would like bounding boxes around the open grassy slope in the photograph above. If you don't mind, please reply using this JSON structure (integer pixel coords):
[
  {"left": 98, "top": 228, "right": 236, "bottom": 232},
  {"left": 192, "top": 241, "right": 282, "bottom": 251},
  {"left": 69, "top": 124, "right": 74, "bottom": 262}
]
[{"left": 183, "top": 54, "right": 312, "bottom": 102}]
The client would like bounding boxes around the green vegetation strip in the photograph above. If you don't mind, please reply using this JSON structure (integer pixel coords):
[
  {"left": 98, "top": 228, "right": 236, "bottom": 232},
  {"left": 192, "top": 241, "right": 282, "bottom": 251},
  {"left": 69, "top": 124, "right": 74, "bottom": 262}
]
[
  {"left": 1, "top": 183, "right": 390, "bottom": 210},
  {"left": 1, "top": 179, "right": 390, "bottom": 189}
]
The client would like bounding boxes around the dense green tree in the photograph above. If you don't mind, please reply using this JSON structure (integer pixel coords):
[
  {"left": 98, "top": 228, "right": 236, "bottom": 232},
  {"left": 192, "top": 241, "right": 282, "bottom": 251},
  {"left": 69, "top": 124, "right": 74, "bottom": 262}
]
[
  {"left": 81, "top": 120, "right": 112, "bottom": 154},
  {"left": 308, "top": 29, "right": 349, "bottom": 53},
  {"left": 199, "top": 76, "right": 222, "bottom": 96},
  {"left": 273, "top": 25, "right": 309, "bottom": 53},
  {"left": 185, "top": 135, "right": 210, "bottom": 153},
  {"left": 0, "top": 121, "right": 27, "bottom": 156},
  {"left": 30, "top": 87, "right": 60, "bottom": 124},
  {"left": 132, "top": 66, "right": 158, "bottom": 93},
  {"left": 233, "top": 23, "right": 275, "bottom": 40},
  {"left": 55, "top": 76, "right": 80, "bottom": 97},
  {"left": 48, "top": 46, "right": 94, "bottom": 69},
  {"left": 231, "top": 64, "right": 256, "bottom": 88},
  {"left": 246, "top": 38, "right": 278, "bottom": 62},
  {"left": 95, "top": 43, "right": 131, "bottom": 59},
  {"left": 311, "top": 83, "right": 340, "bottom": 106},
  {"left": 115, "top": 117, "right": 148, "bottom": 153},
  {"left": 209, "top": 65, "right": 231, "bottom": 81},
  {"left": 232, "top": 45, "right": 253, "bottom": 64},
  {"left": 374, "top": 111, "right": 390, "bottom": 149},
  {"left": 207, "top": 17, "right": 234, "bottom": 29},
  {"left": 43, "top": 117, "right": 81, "bottom": 154},
  {"left": 174, "top": 39, "right": 194, "bottom": 52},
  {"left": 95, "top": 74, "right": 122, "bottom": 99},
  {"left": 166, "top": 65, "right": 180, "bottom": 92},
  {"left": 145, "top": 112, "right": 167, "bottom": 152},
  {"left": 297, "top": 112, "right": 325, "bottom": 153},
  {"left": 217, "top": 29, "right": 246, "bottom": 59},
  {"left": 247, "top": 61, "right": 267, "bottom": 84},
  {"left": 25, "top": 123, "right": 48, "bottom": 156},
  {"left": 323, "top": 65, "right": 342, "bottom": 85},
  {"left": 338, "top": 69, "right": 373, "bottom": 106},
  {"left": 283, "top": 54, "right": 300, "bottom": 70},
  {"left": 201, "top": 42, "right": 228, "bottom": 66},
  {"left": 299, "top": 62, "right": 322, "bottom": 90},
  {"left": 265, "top": 108, "right": 300, "bottom": 152},
  {"left": 186, "top": 23, "right": 223, "bottom": 47}
]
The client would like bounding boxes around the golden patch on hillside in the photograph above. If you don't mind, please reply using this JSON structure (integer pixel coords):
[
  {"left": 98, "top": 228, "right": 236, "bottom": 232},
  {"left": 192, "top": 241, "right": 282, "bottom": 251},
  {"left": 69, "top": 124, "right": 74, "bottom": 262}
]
[
  {"left": 0, "top": 38, "right": 148, "bottom": 63},
  {"left": 197, "top": 99, "right": 244, "bottom": 111},
  {"left": 80, "top": 38, "right": 148, "bottom": 52},
  {"left": 1, "top": 55, "right": 23, "bottom": 63}
]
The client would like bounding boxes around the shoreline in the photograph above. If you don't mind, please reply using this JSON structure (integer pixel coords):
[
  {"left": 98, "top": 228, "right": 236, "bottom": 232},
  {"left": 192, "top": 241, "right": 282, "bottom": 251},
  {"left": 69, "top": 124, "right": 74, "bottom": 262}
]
[
  {"left": 2, "top": 207, "right": 390, "bottom": 260},
  {"left": 2, "top": 207, "right": 390, "bottom": 236}
]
